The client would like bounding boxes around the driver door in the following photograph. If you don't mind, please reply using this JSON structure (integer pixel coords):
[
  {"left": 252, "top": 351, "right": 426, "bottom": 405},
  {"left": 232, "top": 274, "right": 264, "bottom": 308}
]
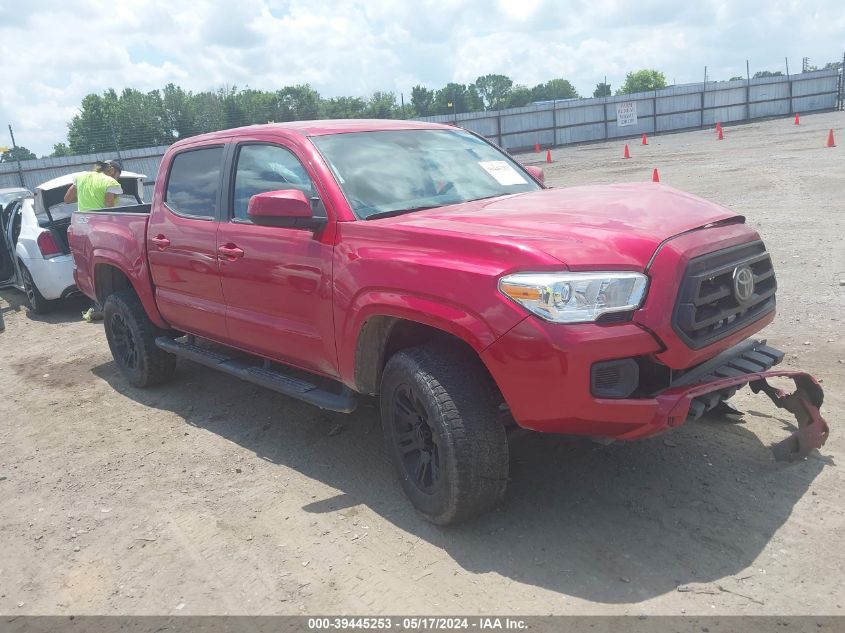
[{"left": 216, "top": 139, "right": 338, "bottom": 377}]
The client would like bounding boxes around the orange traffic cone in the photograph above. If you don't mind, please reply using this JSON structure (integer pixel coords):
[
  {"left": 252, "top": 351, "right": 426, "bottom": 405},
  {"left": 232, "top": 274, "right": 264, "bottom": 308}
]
[
  {"left": 535, "top": 143, "right": 540, "bottom": 153},
  {"left": 718, "top": 127, "right": 724, "bottom": 140},
  {"left": 827, "top": 129, "right": 836, "bottom": 147},
  {"left": 546, "top": 149, "right": 552, "bottom": 163},
  {"left": 652, "top": 168, "right": 660, "bottom": 182},
  {"left": 794, "top": 113, "right": 800, "bottom": 125},
  {"left": 623, "top": 144, "right": 631, "bottom": 159},
  {"left": 641, "top": 133, "right": 648, "bottom": 145}
]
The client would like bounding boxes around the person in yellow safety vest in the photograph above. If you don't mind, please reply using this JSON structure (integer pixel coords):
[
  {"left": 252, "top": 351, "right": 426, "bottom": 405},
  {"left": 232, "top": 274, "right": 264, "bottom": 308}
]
[
  {"left": 64, "top": 160, "right": 124, "bottom": 321},
  {"left": 63, "top": 159, "right": 124, "bottom": 211}
]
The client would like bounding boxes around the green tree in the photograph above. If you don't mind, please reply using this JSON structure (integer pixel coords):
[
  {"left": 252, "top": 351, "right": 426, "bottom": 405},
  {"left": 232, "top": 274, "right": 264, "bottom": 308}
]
[
  {"left": 322, "top": 96, "right": 367, "bottom": 119},
  {"left": 593, "top": 82, "right": 611, "bottom": 97},
  {"left": 502, "top": 85, "right": 533, "bottom": 108},
  {"left": 1, "top": 146, "right": 36, "bottom": 162},
  {"left": 50, "top": 142, "right": 73, "bottom": 157},
  {"left": 113, "top": 88, "right": 171, "bottom": 149},
  {"left": 67, "top": 90, "right": 121, "bottom": 154},
  {"left": 278, "top": 84, "right": 322, "bottom": 121},
  {"left": 410, "top": 85, "right": 436, "bottom": 117},
  {"left": 474, "top": 74, "right": 513, "bottom": 110},
  {"left": 162, "top": 83, "right": 198, "bottom": 138},
  {"left": 191, "top": 90, "right": 226, "bottom": 134},
  {"left": 752, "top": 70, "right": 784, "bottom": 79},
  {"left": 617, "top": 69, "right": 668, "bottom": 95},
  {"left": 728, "top": 76, "right": 744, "bottom": 81},
  {"left": 530, "top": 78, "right": 579, "bottom": 102},
  {"left": 365, "top": 91, "right": 398, "bottom": 118},
  {"left": 434, "top": 83, "right": 483, "bottom": 115}
]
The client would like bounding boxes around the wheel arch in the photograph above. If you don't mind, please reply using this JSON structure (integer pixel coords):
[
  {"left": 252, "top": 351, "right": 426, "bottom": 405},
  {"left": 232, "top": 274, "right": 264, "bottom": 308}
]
[
  {"left": 93, "top": 258, "right": 168, "bottom": 329},
  {"left": 353, "top": 315, "right": 501, "bottom": 400}
]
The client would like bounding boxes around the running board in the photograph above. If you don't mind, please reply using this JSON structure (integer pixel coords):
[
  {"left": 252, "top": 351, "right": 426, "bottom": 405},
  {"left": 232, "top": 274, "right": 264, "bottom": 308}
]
[{"left": 155, "top": 337, "right": 357, "bottom": 413}]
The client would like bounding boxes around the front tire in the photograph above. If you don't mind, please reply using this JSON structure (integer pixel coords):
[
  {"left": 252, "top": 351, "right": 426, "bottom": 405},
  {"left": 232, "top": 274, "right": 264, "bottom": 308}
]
[
  {"left": 380, "top": 344, "right": 509, "bottom": 525},
  {"left": 20, "top": 263, "right": 54, "bottom": 314},
  {"left": 103, "top": 289, "right": 176, "bottom": 388}
]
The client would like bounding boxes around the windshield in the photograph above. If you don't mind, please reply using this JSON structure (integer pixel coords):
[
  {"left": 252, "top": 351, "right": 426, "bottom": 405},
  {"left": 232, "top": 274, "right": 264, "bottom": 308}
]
[{"left": 311, "top": 129, "right": 541, "bottom": 219}]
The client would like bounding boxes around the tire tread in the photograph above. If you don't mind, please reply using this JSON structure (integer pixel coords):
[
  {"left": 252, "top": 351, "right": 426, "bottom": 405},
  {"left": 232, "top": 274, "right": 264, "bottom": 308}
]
[
  {"left": 104, "top": 289, "right": 175, "bottom": 387},
  {"left": 381, "top": 342, "right": 508, "bottom": 525}
]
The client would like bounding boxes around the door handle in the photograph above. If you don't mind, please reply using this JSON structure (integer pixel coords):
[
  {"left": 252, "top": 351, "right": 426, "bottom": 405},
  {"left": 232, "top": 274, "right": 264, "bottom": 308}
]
[
  {"left": 151, "top": 235, "right": 170, "bottom": 249},
  {"left": 218, "top": 243, "right": 245, "bottom": 260}
]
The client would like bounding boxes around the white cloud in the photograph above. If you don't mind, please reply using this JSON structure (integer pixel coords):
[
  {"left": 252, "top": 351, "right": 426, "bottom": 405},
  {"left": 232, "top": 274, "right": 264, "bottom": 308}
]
[{"left": 1, "top": 0, "right": 842, "bottom": 155}]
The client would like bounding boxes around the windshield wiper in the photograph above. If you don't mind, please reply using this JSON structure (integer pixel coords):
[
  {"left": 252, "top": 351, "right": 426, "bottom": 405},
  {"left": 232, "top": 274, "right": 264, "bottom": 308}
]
[
  {"left": 468, "top": 193, "right": 508, "bottom": 203},
  {"left": 364, "top": 194, "right": 508, "bottom": 221},
  {"left": 364, "top": 205, "right": 441, "bottom": 221}
]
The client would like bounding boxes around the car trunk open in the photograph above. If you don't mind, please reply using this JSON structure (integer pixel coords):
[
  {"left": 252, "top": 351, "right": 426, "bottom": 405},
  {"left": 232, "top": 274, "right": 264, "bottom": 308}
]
[{"left": 34, "top": 171, "right": 147, "bottom": 255}]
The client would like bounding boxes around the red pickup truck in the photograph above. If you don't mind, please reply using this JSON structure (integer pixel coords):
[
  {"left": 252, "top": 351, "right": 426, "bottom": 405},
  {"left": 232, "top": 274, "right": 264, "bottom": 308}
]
[{"left": 68, "top": 119, "right": 829, "bottom": 524}]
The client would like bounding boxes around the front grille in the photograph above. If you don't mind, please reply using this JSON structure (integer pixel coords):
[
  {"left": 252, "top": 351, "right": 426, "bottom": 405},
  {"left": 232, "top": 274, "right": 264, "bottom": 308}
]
[{"left": 673, "top": 241, "right": 776, "bottom": 349}]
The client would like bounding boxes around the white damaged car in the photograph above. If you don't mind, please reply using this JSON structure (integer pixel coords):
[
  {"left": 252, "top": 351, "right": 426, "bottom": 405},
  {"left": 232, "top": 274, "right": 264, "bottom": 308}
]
[{"left": 0, "top": 172, "right": 146, "bottom": 312}]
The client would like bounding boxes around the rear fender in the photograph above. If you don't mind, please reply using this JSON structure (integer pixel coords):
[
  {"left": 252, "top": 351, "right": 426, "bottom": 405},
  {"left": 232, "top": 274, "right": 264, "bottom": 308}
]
[{"left": 92, "top": 249, "right": 168, "bottom": 329}]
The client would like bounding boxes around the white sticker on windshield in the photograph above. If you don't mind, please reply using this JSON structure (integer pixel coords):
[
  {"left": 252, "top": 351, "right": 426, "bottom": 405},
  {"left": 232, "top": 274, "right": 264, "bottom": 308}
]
[{"left": 479, "top": 161, "right": 527, "bottom": 186}]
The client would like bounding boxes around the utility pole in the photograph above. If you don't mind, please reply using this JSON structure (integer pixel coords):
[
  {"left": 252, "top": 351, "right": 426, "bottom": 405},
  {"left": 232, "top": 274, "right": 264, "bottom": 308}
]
[
  {"left": 7, "top": 124, "right": 26, "bottom": 188},
  {"left": 839, "top": 53, "right": 845, "bottom": 110},
  {"left": 746, "top": 60, "right": 751, "bottom": 121},
  {"left": 785, "top": 57, "right": 792, "bottom": 115}
]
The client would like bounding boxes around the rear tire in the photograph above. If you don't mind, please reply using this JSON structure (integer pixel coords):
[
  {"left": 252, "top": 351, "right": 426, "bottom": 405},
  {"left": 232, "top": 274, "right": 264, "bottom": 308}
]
[
  {"left": 103, "top": 289, "right": 175, "bottom": 388},
  {"left": 20, "top": 263, "right": 54, "bottom": 314},
  {"left": 380, "top": 343, "right": 509, "bottom": 525}
]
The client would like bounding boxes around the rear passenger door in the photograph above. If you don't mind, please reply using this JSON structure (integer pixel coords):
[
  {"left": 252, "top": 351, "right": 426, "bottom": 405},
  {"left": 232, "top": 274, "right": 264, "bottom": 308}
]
[
  {"left": 148, "top": 145, "right": 228, "bottom": 341},
  {"left": 216, "top": 140, "right": 338, "bottom": 377}
]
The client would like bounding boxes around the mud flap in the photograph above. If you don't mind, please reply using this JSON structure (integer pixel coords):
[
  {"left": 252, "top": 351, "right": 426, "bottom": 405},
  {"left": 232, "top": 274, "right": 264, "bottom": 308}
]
[{"left": 749, "top": 374, "right": 829, "bottom": 462}]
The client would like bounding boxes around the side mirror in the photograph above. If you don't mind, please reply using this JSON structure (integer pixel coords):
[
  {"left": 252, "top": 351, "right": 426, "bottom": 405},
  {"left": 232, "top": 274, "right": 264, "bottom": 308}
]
[
  {"left": 524, "top": 165, "right": 545, "bottom": 184},
  {"left": 247, "top": 189, "right": 321, "bottom": 228}
]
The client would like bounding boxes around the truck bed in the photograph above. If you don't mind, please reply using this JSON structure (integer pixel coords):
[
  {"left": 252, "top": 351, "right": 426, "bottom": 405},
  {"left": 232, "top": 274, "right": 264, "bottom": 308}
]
[{"left": 68, "top": 206, "right": 153, "bottom": 306}]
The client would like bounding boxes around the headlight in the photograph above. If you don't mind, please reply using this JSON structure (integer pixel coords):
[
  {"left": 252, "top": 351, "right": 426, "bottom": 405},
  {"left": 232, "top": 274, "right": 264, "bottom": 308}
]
[{"left": 499, "top": 271, "right": 648, "bottom": 323}]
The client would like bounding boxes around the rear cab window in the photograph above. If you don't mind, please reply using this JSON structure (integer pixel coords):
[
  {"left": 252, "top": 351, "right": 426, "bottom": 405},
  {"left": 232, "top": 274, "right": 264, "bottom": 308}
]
[{"left": 165, "top": 147, "right": 225, "bottom": 219}]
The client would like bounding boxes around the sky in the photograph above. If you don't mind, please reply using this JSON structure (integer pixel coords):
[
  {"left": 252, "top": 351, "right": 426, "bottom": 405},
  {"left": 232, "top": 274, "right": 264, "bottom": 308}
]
[{"left": 0, "top": 0, "right": 842, "bottom": 156}]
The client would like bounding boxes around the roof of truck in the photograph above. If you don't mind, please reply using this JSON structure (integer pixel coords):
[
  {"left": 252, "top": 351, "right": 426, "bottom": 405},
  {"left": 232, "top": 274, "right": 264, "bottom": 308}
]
[{"left": 170, "top": 119, "right": 456, "bottom": 149}]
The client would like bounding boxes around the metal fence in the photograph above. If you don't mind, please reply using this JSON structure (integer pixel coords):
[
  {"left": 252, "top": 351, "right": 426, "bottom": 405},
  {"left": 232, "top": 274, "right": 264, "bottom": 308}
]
[
  {"left": 0, "top": 145, "right": 167, "bottom": 199},
  {"left": 418, "top": 69, "right": 842, "bottom": 151},
  {"left": 0, "top": 69, "right": 841, "bottom": 192}
]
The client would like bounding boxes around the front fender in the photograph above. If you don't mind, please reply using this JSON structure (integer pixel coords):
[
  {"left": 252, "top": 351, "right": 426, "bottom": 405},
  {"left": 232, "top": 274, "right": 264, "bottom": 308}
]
[{"left": 338, "top": 289, "right": 508, "bottom": 387}]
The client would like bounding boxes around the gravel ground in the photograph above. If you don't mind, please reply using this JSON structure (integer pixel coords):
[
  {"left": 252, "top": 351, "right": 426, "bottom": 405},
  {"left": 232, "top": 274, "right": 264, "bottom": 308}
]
[{"left": 0, "top": 110, "right": 843, "bottom": 616}]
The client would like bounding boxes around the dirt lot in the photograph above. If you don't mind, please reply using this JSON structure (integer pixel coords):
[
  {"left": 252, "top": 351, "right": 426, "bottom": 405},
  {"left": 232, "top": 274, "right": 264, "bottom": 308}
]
[{"left": 1, "top": 111, "right": 843, "bottom": 616}]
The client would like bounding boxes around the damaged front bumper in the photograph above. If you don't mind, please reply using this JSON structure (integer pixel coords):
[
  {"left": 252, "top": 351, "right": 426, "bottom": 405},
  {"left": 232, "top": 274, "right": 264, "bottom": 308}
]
[
  {"left": 649, "top": 370, "right": 829, "bottom": 461},
  {"left": 608, "top": 340, "right": 830, "bottom": 461}
]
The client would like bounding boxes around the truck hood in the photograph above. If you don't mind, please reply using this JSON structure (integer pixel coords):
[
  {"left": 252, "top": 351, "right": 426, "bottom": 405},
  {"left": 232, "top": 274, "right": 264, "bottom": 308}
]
[{"left": 383, "top": 183, "right": 743, "bottom": 270}]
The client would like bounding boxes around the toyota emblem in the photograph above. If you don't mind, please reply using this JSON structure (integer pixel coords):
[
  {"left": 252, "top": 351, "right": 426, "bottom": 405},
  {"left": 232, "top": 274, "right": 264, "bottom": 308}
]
[{"left": 733, "top": 266, "right": 755, "bottom": 303}]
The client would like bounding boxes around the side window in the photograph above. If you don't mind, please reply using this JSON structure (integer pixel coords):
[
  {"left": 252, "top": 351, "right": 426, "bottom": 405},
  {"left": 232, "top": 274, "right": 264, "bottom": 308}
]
[
  {"left": 232, "top": 144, "right": 322, "bottom": 221},
  {"left": 165, "top": 147, "right": 224, "bottom": 219}
]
